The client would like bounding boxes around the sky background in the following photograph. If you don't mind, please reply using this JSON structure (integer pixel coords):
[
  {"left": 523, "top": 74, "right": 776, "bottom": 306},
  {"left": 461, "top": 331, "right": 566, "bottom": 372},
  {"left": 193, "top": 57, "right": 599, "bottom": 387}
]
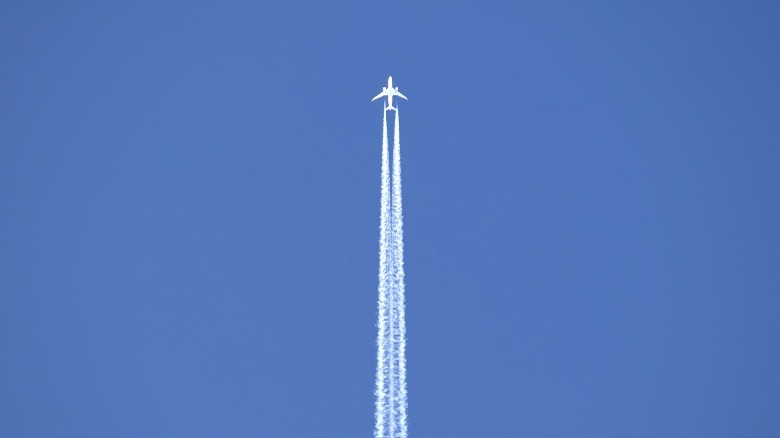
[{"left": 2, "top": 1, "right": 779, "bottom": 437}]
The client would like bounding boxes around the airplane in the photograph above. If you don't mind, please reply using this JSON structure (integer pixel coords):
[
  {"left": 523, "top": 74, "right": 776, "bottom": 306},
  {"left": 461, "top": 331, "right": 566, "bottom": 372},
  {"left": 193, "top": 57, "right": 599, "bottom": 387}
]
[{"left": 372, "top": 76, "right": 407, "bottom": 111}]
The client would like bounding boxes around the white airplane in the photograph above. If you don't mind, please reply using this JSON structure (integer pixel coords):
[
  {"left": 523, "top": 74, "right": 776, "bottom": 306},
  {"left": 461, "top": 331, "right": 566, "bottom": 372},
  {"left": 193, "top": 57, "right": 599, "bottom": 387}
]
[{"left": 372, "top": 76, "right": 407, "bottom": 111}]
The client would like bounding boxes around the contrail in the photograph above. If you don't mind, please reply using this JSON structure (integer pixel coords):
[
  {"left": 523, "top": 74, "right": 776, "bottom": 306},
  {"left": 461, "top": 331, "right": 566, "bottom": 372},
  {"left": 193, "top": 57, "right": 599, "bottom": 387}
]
[
  {"left": 375, "top": 109, "right": 391, "bottom": 438},
  {"left": 375, "top": 107, "right": 407, "bottom": 438},
  {"left": 391, "top": 108, "right": 408, "bottom": 438}
]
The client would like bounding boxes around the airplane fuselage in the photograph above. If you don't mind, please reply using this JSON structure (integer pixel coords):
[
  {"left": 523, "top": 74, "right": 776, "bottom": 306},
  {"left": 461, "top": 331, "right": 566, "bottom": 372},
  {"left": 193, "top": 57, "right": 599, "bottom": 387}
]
[{"left": 385, "top": 77, "right": 395, "bottom": 110}]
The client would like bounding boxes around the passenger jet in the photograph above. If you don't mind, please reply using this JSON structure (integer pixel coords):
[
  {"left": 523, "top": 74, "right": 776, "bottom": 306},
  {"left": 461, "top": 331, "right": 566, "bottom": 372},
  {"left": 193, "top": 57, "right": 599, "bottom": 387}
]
[{"left": 372, "top": 76, "right": 407, "bottom": 111}]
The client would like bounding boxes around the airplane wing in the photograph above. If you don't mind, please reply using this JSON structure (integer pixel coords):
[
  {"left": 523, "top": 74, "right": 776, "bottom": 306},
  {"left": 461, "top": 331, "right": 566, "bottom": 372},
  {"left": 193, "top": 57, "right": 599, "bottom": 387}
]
[
  {"left": 395, "top": 90, "right": 408, "bottom": 100},
  {"left": 372, "top": 91, "right": 386, "bottom": 101}
]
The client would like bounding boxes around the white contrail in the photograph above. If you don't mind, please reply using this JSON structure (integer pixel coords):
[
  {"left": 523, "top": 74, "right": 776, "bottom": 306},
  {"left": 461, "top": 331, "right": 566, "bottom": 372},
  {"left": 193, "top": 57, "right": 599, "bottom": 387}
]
[
  {"left": 375, "top": 107, "right": 408, "bottom": 438},
  {"left": 391, "top": 107, "right": 408, "bottom": 438},
  {"left": 375, "top": 109, "right": 391, "bottom": 438}
]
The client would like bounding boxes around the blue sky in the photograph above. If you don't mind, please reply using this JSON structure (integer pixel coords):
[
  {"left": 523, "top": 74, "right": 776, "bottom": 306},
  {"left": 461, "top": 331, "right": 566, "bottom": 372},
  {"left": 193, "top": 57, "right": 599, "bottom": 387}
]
[{"left": 1, "top": 1, "right": 779, "bottom": 437}]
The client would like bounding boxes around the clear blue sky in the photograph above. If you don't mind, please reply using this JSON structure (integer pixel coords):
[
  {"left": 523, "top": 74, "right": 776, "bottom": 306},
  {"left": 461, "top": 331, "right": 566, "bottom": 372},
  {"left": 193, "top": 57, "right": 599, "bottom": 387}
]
[{"left": 1, "top": 1, "right": 779, "bottom": 437}]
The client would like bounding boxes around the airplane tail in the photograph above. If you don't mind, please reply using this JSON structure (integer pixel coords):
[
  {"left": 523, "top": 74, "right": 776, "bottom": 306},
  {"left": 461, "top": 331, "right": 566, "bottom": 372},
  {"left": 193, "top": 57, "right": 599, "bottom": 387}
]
[{"left": 385, "top": 105, "right": 396, "bottom": 111}]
